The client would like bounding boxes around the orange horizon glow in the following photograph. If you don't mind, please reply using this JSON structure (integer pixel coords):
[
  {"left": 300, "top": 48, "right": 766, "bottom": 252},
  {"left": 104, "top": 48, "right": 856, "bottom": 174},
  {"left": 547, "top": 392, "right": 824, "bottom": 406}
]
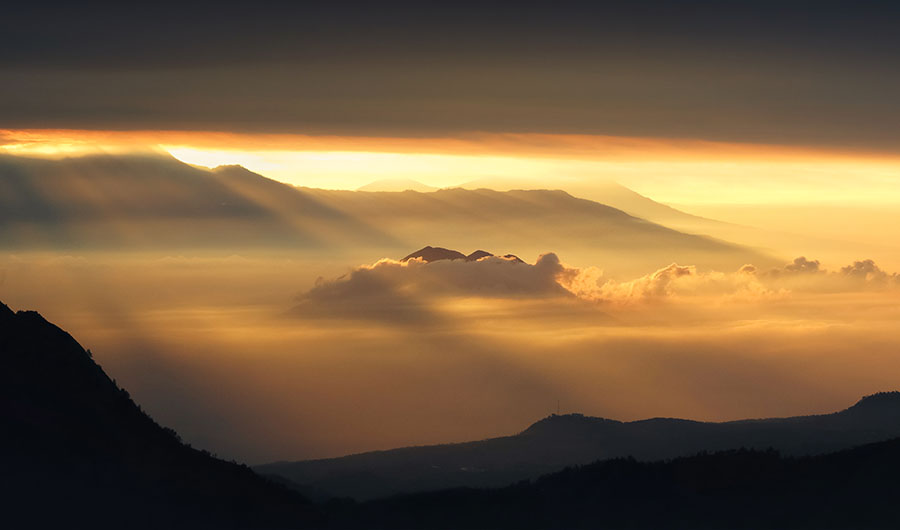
[
  {"left": 3, "top": 128, "right": 900, "bottom": 205},
  {"left": 6, "top": 128, "right": 900, "bottom": 161}
]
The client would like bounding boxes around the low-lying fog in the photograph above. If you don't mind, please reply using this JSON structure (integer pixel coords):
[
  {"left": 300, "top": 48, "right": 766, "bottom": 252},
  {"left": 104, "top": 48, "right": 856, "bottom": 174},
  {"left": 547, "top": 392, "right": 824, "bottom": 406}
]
[{"left": 3, "top": 249, "right": 899, "bottom": 464}]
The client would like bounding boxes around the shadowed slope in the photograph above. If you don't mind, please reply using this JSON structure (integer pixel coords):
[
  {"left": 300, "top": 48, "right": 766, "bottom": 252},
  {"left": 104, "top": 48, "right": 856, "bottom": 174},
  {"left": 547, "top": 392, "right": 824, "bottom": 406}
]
[
  {"left": 258, "top": 394, "right": 900, "bottom": 500},
  {"left": 348, "top": 438, "right": 900, "bottom": 529},
  {"left": 0, "top": 301, "right": 318, "bottom": 529},
  {"left": 460, "top": 178, "right": 720, "bottom": 230},
  {"left": 0, "top": 153, "right": 773, "bottom": 272},
  {"left": 303, "top": 187, "right": 775, "bottom": 274},
  {"left": 0, "top": 153, "right": 393, "bottom": 249}
]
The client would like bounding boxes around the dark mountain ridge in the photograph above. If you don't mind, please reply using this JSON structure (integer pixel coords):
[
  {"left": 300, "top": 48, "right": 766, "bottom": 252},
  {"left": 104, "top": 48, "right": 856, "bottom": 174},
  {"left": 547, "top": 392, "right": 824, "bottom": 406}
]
[
  {"left": 401, "top": 246, "right": 524, "bottom": 263},
  {"left": 258, "top": 393, "right": 900, "bottom": 500},
  {"left": 401, "top": 246, "right": 467, "bottom": 262},
  {"left": 4, "top": 300, "right": 900, "bottom": 528},
  {"left": 348, "top": 437, "right": 900, "bottom": 529},
  {"left": 0, "top": 301, "right": 318, "bottom": 529}
]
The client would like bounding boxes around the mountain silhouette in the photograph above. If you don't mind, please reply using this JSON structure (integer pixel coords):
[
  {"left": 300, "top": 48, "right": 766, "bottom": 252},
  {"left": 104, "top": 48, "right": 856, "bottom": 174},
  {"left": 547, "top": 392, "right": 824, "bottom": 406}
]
[
  {"left": 0, "top": 152, "right": 394, "bottom": 249},
  {"left": 0, "top": 301, "right": 319, "bottom": 529},
  {"left": 400, "top": 246, "right": 525, "bottom": 264},
  {"left": 4, "top": 300, "right": 900, "bottom": 528},
  {"left": 0, "top": 153, "right": 776, "bottom": 273},
  {"left": 342, "top": 438, "right": 900, "bottom": 529},
  {"left": 465, "top": 249, "right": 494, "bottom": 261},
  {"left": 259, "top": 186, "right": 778, "bottom": 273},
  {"left": 401, "top": 246, "right": 467, "bottom": 262},
  {"left": 258, "top": 395, "right": 900, "bottom": 500},
  {"left": 459, "top": 177, "right": 720, "bottom": 230},
  {"left": 358, "top": 179, "right": 439, "bottom": 193}
]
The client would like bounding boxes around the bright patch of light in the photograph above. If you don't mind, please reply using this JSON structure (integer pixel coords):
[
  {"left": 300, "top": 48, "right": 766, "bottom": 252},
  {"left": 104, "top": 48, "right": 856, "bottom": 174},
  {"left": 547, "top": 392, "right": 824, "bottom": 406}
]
[{"left": 164, "top": 145, "right": 900, "bottom": 205}]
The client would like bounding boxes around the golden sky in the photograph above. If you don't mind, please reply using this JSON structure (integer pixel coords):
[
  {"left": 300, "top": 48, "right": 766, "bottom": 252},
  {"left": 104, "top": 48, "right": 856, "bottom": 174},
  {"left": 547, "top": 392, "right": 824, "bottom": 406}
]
[
  {"left": 4, "top": 3, "right": 900, "bottom": 469},
  {"left": 3, "top": 250, "right": 899, "bottom": 461},
  {"left": 3, "top": 128, "right": 900, "bottom": 205},
  {"left": 3, "top": 127, "right": 900, "bottom": 461}
]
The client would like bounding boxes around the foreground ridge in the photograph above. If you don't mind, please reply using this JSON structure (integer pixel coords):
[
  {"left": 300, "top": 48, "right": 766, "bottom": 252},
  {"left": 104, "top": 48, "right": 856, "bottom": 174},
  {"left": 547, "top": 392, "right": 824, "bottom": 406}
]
[
  {"left": 0, "top": 302, "right": 319, "bottom": 529},
  {"left": 5, "top": 300, "right": 900, "bottom": 529}
]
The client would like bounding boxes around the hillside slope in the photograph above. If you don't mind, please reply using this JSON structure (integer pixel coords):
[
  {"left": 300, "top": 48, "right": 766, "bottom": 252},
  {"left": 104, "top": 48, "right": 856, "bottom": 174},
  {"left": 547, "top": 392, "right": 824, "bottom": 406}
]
[
  {"left": 302, "top": 186, "right": 775, "bottom": 273},
  {"left": 460, "top": 177, "right": 721, "bottom": 230},
  {"left": 0, "top": 153, "right": 775, "bottom": 273},
  {"left": 0, "top": 153, "right": 393, "bottom": 249},
  {"left": 259, "top": 394, "right": 900, "bottom": 500},
  {"left": 0, "top": 301, "right": 318, "bottom": 529},
  {"left": 348, "top": 439, "right": 900, "bottom": 529}
]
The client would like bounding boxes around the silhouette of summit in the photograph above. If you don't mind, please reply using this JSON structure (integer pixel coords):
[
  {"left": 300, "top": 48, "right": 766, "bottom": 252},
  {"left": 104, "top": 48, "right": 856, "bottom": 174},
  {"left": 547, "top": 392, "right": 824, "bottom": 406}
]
[
  {"left": 0, "top": 301, "right": 318, "bottom": 529},
  {"left": 466, "top": 249, "right": 494, "bottom": 261},
  {"left": 401, "top": 246, "right": 467, "bottom": 262},
  {"left": 846, "top": 391, "right": 900, "bottom": 410},
  {"left": 357, "top": 178, "right": 439, "bottom": 193},
  {"left": 259, "top": 396, "right": 900, "bottom": 500},
  {"left": 519, "top": 413, "right": 622, "bottom": 437},
  {"left": 401, "top": 246, "right": 525, "bottom": 263}
]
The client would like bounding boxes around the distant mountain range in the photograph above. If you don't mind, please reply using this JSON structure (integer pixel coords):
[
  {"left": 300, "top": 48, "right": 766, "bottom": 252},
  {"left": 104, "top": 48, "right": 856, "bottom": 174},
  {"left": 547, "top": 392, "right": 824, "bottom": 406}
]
[
  {"left": 0, "top": 153, "right": 394, "bottom": 249},
  {"left": 300, "top": 186, "right": 775, "bottom": 273},
  {"left": 0, "top": 153, "right": 776, "bottom": 272},
  {"left": 4, "top": 299, "right": 900, "bottom": 528},
  {"left": 358, "top": 178, "right": 439, "bottom": 193},
  {"left": 258, "top": 393, "right": 900, "bottom": 500},
  {"left": 361, "top": 176, "right": 722, "bottom": 233},
  {"left": 460, "top": 177, "right": 721, "bottom": 231}
]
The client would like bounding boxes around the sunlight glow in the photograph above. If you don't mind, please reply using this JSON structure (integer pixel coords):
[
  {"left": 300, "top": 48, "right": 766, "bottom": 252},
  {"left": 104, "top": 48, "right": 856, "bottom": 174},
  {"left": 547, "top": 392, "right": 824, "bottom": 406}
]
[
  {"left": 3, "top": 128, "right": 900, "bottom": 205},
  {"left": 164, "top": 145, "right": 900, "bottom": 206}
]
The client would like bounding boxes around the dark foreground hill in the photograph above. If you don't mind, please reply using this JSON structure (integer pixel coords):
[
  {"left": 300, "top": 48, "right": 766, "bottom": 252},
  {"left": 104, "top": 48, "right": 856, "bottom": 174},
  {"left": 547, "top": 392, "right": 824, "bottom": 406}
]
[
  {"left": 3, "top": 300, "right": 900, "bottom": 529},
  {"left": 347, "top": 439, "right": 900, "bottom": 530},
  {"left": 0, "top": 302, "right": 319, "bottom": 529},
  {"left": 258, "top": 393, "right": 900, "bottom": 500}
]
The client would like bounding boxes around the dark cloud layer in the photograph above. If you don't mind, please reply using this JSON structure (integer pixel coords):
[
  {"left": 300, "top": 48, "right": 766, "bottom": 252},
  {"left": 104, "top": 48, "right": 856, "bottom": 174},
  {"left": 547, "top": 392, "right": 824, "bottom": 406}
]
[{"left": 3, "top": 2, "right": 900, "bottom": 148}]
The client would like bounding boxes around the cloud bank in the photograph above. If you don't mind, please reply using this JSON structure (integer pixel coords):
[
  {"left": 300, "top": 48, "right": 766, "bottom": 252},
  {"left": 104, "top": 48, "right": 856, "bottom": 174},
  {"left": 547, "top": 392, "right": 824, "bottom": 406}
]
[
  {"left": 291, "top": 252, "right": 900, "bottom": 323},
  {"left": 291, "top": 253, "right": 573, "bottom": 323}
]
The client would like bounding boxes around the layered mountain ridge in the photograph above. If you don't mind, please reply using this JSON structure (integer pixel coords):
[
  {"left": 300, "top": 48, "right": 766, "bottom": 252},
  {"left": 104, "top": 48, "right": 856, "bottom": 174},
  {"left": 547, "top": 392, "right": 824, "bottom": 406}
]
[
  {"left": 4, "top": 300, "right": 900, "bottom": 528},
  {"left": 0, "top": 152, "right": 776, "bottom": 274},
  {"left": 258, "top": 393, "right": 900, "bottom": 500}
]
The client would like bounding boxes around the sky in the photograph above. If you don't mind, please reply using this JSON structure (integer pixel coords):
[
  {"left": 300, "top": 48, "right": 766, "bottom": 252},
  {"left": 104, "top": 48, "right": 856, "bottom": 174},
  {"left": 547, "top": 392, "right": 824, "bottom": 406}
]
[
  {"left": 3, "top": 2, "right": 900, "bottom": 146},
  {"left": 3, "top": 2, "right": 900, "bottom": 463},
  {"left": 3, "top": 129, "right": 900, "bottom": 206},
  {"left": 3, "top": 250, "right": 900, "bottom": 462},
  {"left": 3, "top": 2, "right": 900, "bottom": 205}
]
